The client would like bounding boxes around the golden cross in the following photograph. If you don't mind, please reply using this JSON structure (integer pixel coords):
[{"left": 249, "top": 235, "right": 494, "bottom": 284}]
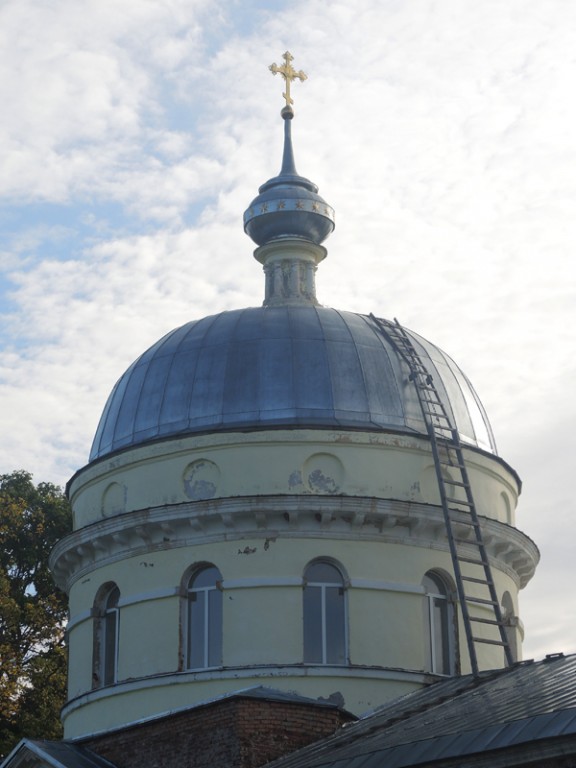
[{"left": 269, "top": 51, "right": 307, "bottom": 108}]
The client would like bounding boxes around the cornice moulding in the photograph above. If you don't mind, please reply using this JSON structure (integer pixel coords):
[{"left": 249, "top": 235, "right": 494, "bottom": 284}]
[{"left": 51, "top": 495, "right": 539, "bottom": 592}]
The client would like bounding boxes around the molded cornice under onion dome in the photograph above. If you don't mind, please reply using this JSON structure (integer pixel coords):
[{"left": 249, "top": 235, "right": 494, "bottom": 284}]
[{"left": 50, "top": 495, "right": 539, "bottom": 592}]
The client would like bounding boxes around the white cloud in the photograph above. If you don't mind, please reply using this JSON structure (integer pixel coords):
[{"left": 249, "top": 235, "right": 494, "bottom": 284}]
[{"left": 0, "top": 0, "right": 574, "bottom": 664}]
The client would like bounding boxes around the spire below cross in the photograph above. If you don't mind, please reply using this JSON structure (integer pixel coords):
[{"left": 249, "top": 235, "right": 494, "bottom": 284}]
[{"left": 269, "top": 51, "right": 307, "bottom": 108}]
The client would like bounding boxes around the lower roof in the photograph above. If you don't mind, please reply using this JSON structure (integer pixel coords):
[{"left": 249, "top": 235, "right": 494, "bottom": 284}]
[{"left": 266, "top": 653, "right": 576, "bottom": 768}]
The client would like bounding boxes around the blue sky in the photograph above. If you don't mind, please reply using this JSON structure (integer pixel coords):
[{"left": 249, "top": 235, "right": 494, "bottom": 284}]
[{"left": 1, "top": 0, "right": 574, "bottom": 661}]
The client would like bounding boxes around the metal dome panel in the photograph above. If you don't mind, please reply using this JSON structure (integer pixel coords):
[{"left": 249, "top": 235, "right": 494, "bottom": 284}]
[{"left": 89, "top": 307, "right": 497, "bottom": 461}]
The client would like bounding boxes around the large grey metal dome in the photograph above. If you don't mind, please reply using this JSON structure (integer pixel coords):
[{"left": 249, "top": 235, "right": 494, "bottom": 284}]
[{"left": 89, "top": 306, "right": 496, "bottom": 462}]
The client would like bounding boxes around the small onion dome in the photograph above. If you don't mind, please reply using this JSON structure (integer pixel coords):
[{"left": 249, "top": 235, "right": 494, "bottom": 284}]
[{"left": 244, "top": 106, "right": 335, "bottom": 246}]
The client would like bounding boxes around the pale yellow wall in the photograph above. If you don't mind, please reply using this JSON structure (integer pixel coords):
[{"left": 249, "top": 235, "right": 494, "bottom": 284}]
[
  {"left": 120, "top": 598, "right": 179, "bottom": 679},
  {"left": 61, "top": 428, "right": 530, "bottom": 740},
  {"left": 67, "top": 618, "right": 93, "bottom": 700},
  {"left": 64, "top": 533, "right": 520, "bottom": 734},
  {"left": 69, "top": 430, "right": 520, "bottom": 531},
  {"left": 349, "top": 588, "right": 424, "bottom": 669},
  {"left": 62, "top": 672, "right": 422, "bottom": 739},
  {"left": 225, "top": 586, "right": 301, "bottom": 666}
]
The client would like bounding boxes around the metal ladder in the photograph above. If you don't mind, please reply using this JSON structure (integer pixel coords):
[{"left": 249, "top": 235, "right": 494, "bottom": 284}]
[{"left": 369, "top": 314, "right": 514, "bottom": 675}]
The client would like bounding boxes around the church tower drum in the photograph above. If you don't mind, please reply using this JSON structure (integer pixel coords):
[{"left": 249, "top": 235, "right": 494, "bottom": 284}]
[{"left": 51, "top": 54, "right": 538, "bottom": 740}]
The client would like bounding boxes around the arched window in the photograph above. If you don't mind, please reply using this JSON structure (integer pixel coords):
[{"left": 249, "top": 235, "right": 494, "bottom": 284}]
[
  {"left": 186, "top": 565, "right": 223, "bottom": 669},
  {"left": 422, "top": 571, "right": 456, "bottom": 676},
  {"left": 93, "top": 583, "right": 120, "bottom": 688},
  {"left": 303, "top": 560, "right": 347, "bottom": 665}
]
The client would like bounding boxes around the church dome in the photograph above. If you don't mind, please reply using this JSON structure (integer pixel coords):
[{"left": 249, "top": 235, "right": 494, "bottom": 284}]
[
  {"left": 89, "top": 305, "right": 496, "bottom": 461},
  {"left": 243, "top": 107, "right": 335, "bottom": 246},
  {"left": 88, "top": 54, "right": 495, "bottom": 463},
  {"left": 59, "top": 57, "right": 537, "bottom": 740}
]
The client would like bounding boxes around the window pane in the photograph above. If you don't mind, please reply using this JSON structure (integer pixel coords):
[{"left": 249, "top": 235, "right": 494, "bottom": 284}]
[
  {"left": 192, "top": 566, "right": 220, "bottom": 589},
  {"left": 103, "top": 609, "right": 117, "bottom": 685},
  {"left": 325, "top": 586, "right": 346, "bottom": 664},
  {"left": 106, "top": 586, "right": 120, "bottom": 609},
  {"left": 423, "top": 574, "right": 443, "bottom": 595},
  {"left": 423, "top": 572, "right": 454, "bottom": 676},
  {"left": 432, "top": 597, "right": 448, "bottom": 673},
  {"left": 207, "top": 588, "right": 223, "bottom": 667},
  {"left": 188, "top": 590, "right": 206, "bottom": 668},
  {"left": 306, "top": 562, "right": 342, "bottom": 584},
  {"left": 303, "top": 585, "right": 323, "bottom": 663}
]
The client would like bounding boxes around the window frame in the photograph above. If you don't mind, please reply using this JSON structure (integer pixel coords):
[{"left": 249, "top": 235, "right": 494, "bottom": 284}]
[
  {"left": 422, "top": 571, "right": 457, "bottom": 676},
  {"left": 92, "top": 582, "right": 120, "bottom": 688},
  {"left": 185, "top": 564, "right": 223, "bottom": 670},
  {"left": 303, "top": 559, "right": 348, "bottom": 666}
]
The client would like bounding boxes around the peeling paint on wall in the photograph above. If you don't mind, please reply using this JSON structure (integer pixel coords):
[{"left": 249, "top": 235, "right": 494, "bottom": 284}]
[
  {"left": 183, "top": 459, "right": 220, "bottom": 501},
  {"left": 288, "top": 469, "right": 303, "bottom": 489},
  {"left": 304, "top": 453, "right": 344, "bottom": 494},
  {"left": 238, "top": 546, "right": 257, "bottom": 555},
  {"left": 308, "top": 468, "right": 339, "bottom": 493}
]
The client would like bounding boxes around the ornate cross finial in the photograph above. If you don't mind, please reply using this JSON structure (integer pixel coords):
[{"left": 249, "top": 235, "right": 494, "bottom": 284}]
[{"left": 269, "top": 51, "right": 307, "bottom": 108}]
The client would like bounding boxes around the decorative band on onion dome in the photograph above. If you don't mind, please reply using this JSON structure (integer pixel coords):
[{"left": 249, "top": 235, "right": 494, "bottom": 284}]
[{"left": 244, "top": 51, "right": 335, "bottom": 247}]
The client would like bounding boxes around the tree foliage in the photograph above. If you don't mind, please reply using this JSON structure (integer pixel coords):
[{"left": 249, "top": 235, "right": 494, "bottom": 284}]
[{"left": 0, "top": 470, "right": 72, "bottom": 758}]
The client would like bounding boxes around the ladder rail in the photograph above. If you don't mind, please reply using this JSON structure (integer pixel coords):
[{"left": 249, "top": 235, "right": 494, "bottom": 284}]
[{"left": 369, "top": 313, "right": 514, "bottom": 675}]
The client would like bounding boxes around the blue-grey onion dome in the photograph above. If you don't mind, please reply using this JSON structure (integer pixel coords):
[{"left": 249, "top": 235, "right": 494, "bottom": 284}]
[
  {"left": 89, "top": 306, "right": 497, "bottom": 462},
  {"left": 244, "top": 107, "right": 335, "bottom": 246}
]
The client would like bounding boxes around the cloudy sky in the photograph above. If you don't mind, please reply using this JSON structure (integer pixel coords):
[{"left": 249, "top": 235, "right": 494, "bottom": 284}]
[{"left": 1, "top": 0, "right": 574, "bottom": 662}]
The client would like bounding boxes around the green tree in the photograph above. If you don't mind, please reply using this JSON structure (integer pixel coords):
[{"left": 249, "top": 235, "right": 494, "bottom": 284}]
[{"left": 0, "top": 470, "right": 72, "bottom": 759}]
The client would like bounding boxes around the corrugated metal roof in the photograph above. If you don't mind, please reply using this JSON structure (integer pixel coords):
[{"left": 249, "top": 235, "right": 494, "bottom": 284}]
[
  {"left": 14, "top": 740, "right": 115, "bottom": 768},
  {"left": 89, "top": 306, "right": 497, "bottom": 461},
  {"left": 266, "top": 654, "right": 576, "bottom": 768}
]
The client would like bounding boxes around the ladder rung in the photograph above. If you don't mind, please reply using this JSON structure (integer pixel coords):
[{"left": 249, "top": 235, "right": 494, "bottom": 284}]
[
  {"left": 466, "top": 596, "right": 499, "bottom": 606},
  {"left": 438, "top": 453, "right": 462, "bottom": 461},
  {"left": 437, "top": 443, "right": 461, "bottom": 452},
  {"left": 452, "top": 522, "right": 482, "bottom": 533},
  {"left": 438, "top": 459, "right": 465, "bottom": 469},
  {"left": 371, "top": 312, "right": 515, "bottom": 670},
  {"left": 469, "top": 616, "right": 503, "bottom": 626},
  {"left": 453, "top": 538, "right": 479, "bottom": 547},
  {"left": 445, "top": 496, "right": 473, "bottom": 505},
  {"left": 461, "top": 575, "right": 493, "bottom": 585},
  {"left": 457, "top": 556, "right": 489, "bottom": 567},
  {"left": 471, "top": 637, "right": 508, "bottom": 647},
  {"left": 452, "top": 523, "right": 482, "bottom": 535},
  {"left": 422, "top": 405, "right": 446, "bottom": 414},
  {"left": 431, "top": 425, "right": 453, "bottom": 434},
  {"left": 428, "top": 422, "right": 452, "bottom": 431}
]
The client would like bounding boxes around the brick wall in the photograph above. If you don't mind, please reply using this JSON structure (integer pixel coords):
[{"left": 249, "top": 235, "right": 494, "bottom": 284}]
[{"left": 81, "top": 694, "right": 355, "bottom": 768}]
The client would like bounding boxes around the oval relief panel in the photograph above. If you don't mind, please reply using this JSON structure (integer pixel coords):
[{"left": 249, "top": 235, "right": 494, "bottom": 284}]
[
  {"left": 101, "top": 482, "right": 126, "bottom": 517},
  {"left": 183, "top": 459, "right": 220, "bottom": 501},
  {"left": 303, "top": 453, "right": 344, "bottom": 494}
]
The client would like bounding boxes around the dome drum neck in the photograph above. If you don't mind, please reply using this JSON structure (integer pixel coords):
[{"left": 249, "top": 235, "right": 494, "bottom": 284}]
[{"left": 255, "top": 238, "right": 327, "bottom": 307}]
